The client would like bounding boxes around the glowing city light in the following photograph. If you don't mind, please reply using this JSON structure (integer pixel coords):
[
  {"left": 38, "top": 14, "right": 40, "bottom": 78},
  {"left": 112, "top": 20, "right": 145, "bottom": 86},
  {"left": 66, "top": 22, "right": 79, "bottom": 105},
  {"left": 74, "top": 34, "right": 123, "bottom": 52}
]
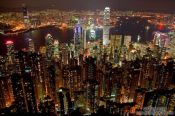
[
  {"left": 103, "top": 7, "right": 110, "bottom": 45},
  {"left": 5, "top": 40, "right": 14, "bottom": 45},
  {"left": 1, "top": 4, "right": 175, "bottom": 115},
  {"left": 137, "top": 35, "right": 141, "bottom": 42},
  {"left": 153, "top": 31, "right": 170, "bottom": 47}
]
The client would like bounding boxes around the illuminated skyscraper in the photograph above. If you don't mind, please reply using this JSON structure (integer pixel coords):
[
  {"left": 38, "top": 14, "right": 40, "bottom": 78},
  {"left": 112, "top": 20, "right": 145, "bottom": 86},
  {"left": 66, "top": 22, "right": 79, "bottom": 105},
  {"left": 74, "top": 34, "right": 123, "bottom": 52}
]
[
  {"left": 85, "top": 57, "right": 96, "bottom": 80},
  {"left": 53, "top": 40, "right": 60, "bottom": 59},
  {"left": 11, "top": 51, "right": 37, "bottom": 113},
  {"left": 84, "top": 57, "right": 98, "bottom": 112},
  {"left": 23, "top": 72, "right": 37, "bottom": 113},
  {"left": 11, "top": 72, "right": 37, "bottom": 113},
  {"left": 22, "top": 4, "right": 28, "bottom": 17},
  {"left": 74, "top": 22, "right": 82, "bottom": 57},
  {"left": 0, "top": 76, "right": 14, "bottom": 108},
  {"left": 28, "top": 38, "right": 35, "bottom": 52},
  {"left": 45, "top": 33, "right": 54, "bottom": 61},
  {"left": 58, "top": 88, "right": 72, "bottom": 115},
  {"left": 0, "top": 56, "right": 14, "bottom": 108},
  {"left": 22, "top": 4, "right": 30, "bottom": 28},
  {"left": 48, "top": 64, "right": 57, "bottom": 102},
  {"left": 0, "top": 79, "right": 6, "bottom": 109},
  {"left": 103, "top": 7, "right": 110, "bottom": 46},
  {"left": 22, "top": 4, "right": 29, "bottom": 27},
  {"left": 6, "top": 40, "right": 15, "bottom": 64},
  {"left": 5, "top": 41, "right": 15, "bottom": 106},
  {"left": 74, "top": 23, "right": 82, "bottom": 44},
  {"left": 45, "top": 34, "right": 58, "bottom": 102}
]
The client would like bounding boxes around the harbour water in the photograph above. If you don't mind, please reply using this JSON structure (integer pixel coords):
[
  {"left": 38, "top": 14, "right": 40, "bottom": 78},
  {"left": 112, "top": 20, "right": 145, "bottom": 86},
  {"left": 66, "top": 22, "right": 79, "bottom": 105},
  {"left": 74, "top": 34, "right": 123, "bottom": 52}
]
[{"left": 0, "top": 26, "right": 74, "bottom": 55}]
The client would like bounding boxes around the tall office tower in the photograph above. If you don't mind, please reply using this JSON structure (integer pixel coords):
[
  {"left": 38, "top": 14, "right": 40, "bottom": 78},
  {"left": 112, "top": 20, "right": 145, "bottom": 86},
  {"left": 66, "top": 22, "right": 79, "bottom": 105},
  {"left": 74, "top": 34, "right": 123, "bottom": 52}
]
[
  {"left": 38, "top": 55, "right": 48, "bottom": 100},
  {"left": 0, "top": 77, "right": 14, "bottom": 108},
  {"left": 28, "top": 38, "right": 35, "bottom": 52},
  {"left": 53, "top": 40, "right": 60, "bottom": 59},
  {"left": 11, "top": 73, "right": 27, "bottom": 112},
  {"left": 6, "top": 39, "right": 16, "bottom": 105},
  {"left": 67, "top": 58, "right": 82, "bottom": 97},
  {"left": 0, "top": 79, "right": 6, "bottom": 109},
  {"left": 72, "top": 63, "right": 82, "bottom": 91},
  {"left": 22, "top": 4, "right": 30, "bottom": 28},
  {"left": 58, "top": 88, "right": 72, "bottom": 115},
  {"left": 22, "top": 4, "right": 28, "bottom": 19},
  {"left": 58, "top": 89, "right": 65, "bottom": 115},
  {"left": 84, "top": 57, "right": 98, "bottom": 112},
  {"left": 11, "top": 51, "right": 37, "bottom": 113},
  {"left": 45, "top": 34, "right": 57, "bottom": 102},
  {"left": 61, "top": 44, "right": 69, "bottom": 65},
  {"left": 62, "top": 59, "right": 79, "bottom": 90},
  {"left": 74, "top": 24, "right": 82, "bottom": 44},
  {"left": 6, "top": 40, "right": 15, "bottom": 64},
  {"left": 45, "top": 33, "right": 54, "bottom": 61},
  {"left": 48, "top": 65, "right": 57, "bottom": 103},
  {"left": 82, "top": 27, "right": 87, "bottom": 49},
  {"left": 68, "top": 44, "right": 74, "bottom": 59},
  {"left": 0, "top": 56, "right": 14, "bottom": 108},
  {"left": 62, "top": 65, "right": 69, "bottom": 88},
  {"left": 74, "top": 23, "right": 82, "bottom": 57},
  {"left": 85, "top": 57, "right": 96, "bottom": 80},
  {"left": 84, "top": 79, "right": 98, "bottom": 113},
  {"left": 11, "top": 72, "right": 37, "bottom": 113},
  {"left": 0, "top": 57, "right": 5, "bottom": 109},
  {"left": 103, "top": 7, "right": 110, "bottom": 46},
  {"left": 23, "top": 72, "right": 37, "bottom": 113},
  {"left": 29, "top": 53, "right": 45, "bottom": 106}
]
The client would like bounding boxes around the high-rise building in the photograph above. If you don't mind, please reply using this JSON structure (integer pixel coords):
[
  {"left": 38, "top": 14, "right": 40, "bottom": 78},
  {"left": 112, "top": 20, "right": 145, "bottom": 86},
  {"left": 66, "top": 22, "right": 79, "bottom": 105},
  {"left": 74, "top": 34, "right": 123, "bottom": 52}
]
[
  {"left": 10, "top": 51, "right": 37, "bottom": 113},
  {"left": 45, "top": 33, "right": 54, "bottom": 61},
  {"left": 48, "top": 64, "right": 57, "bottom": 102},
  {"left": 0, "top": 77, "right": 14, "bottom": 108},
  {"left": 85, "top": 57, "right": 96, "bottom": 80},
  {"left": 6, "top": 39, "right": 16, "bottom": 107},
  {"left": 22, "top": 72, "right": 37, "bottom": 113},
  {"left": 74, "top": 23, "right": 83, "bottom": 57},
  {"left": 22, "top": 4, "right": 30, "bottom": 28},
  {"left": 44, "top": 34, "right": 57, "bottom": 100},
  {"left": 28, "top": 38, "right": 35, "bottom": 52},
  {"left": 11, "top": 73, "right": 26, "bottom": 112},
  {"left": 84, "top": 57, "right": 98, "bottom": 112},
  {"left": 103, "top": 7, "right": 110, "bottom": 46},
  {"left": 0, "top": 79, "right": 6, "bottom": 109},
  {"left": 53, "top": 40, "right": 60, "bottom": 59},
  {"left": 0, "top": 56, "right": 14, "bottom": 108},
  {"left": 6, "top": 40, "right": 15, "bottom": 64},
  {"left": 62, "top": 58, "right": 82, "bottom": 99},
  {"left": 28, "top": 52, "right": 46, "bottom": 107},
  {"left": 11, "top": 71, "right": 37, "bottom": 113},
  {"left": 57, "top": 88, "right": 72, "bottom": 115}
]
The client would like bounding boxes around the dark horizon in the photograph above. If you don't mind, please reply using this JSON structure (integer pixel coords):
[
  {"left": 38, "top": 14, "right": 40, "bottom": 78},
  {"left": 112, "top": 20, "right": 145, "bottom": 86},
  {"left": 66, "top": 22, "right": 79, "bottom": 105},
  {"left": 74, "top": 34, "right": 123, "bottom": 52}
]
[{"left": 0, "top": 0, "right": 175, "bottom": 13}]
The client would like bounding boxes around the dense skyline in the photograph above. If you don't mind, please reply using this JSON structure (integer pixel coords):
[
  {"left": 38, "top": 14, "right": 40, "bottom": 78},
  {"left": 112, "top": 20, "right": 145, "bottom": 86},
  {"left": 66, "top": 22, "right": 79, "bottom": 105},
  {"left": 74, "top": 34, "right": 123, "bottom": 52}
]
[{"left": 0, "top": 0, "right": 175, "bottom": 13}]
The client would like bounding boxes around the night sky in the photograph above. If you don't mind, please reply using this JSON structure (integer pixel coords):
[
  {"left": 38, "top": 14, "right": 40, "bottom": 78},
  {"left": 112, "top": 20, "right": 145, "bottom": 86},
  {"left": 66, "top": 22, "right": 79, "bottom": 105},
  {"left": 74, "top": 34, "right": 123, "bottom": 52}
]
[{"left": 0, "top": 0, "right": 175, "bottom": 13}]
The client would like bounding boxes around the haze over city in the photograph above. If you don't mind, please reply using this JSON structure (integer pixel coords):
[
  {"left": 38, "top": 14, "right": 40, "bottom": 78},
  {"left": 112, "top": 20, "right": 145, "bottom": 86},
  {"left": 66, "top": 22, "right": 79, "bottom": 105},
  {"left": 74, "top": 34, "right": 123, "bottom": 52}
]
[{"left": 0, "top": 0, "right": 175, "bottom": 13}]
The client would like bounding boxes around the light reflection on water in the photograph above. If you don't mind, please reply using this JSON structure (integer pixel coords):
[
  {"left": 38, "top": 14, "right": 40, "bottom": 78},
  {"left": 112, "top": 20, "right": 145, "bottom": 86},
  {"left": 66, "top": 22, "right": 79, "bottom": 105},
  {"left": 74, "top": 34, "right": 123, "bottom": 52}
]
[{"left": 0, "top": 26, "right": 74, "bottom": 55}]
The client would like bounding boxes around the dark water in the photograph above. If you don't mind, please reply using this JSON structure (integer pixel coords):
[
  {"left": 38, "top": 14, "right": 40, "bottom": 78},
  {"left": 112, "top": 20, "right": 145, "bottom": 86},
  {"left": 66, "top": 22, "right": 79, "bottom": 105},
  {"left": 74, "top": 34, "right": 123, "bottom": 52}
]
[{"left": 0, "top": 26, "right": 74, "bottom": 55}]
